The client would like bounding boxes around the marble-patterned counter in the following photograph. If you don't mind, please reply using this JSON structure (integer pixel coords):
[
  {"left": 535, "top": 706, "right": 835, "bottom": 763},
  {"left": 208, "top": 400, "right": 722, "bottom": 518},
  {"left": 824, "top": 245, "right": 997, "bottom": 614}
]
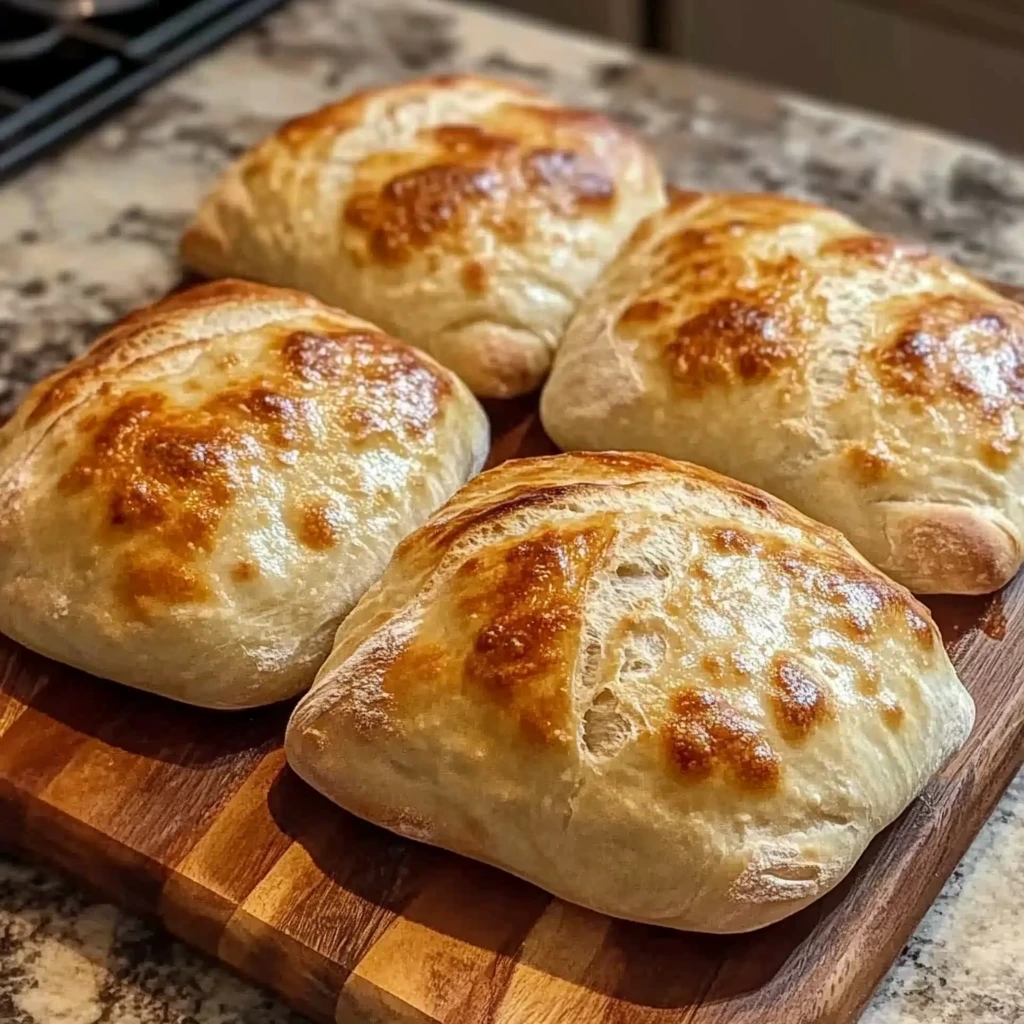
[{"left": 1, "top": 1, "right": 1023, "bottom": 1021}]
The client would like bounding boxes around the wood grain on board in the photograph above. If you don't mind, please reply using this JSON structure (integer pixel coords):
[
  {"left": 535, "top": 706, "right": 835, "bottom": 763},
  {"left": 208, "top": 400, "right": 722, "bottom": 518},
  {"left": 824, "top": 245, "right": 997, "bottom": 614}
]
[{"left": 2, "top": 289, "right": 1024, "bottom": 1024}]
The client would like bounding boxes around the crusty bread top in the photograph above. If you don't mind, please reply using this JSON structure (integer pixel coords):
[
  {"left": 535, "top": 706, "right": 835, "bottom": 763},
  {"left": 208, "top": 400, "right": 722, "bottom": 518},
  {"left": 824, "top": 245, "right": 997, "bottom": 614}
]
[
  {"left": 0, "top": 279, "right": 479, "bottom": 626},
  {"left": 541, "top": 191, "right": 1024, "bottom": 593},
  {"left": 610, "top": 190, "right": 1024, "bottom": 472},
  {"left": 181, "top": 74, "right": 665, "bottom": 397},
  {"left": 325, "top": 449, "right": 941, "bottom": 761},
  {"left": 185, "top": 73, "right": 649, "bottom": 272},
  {"left": 329, "top": 77, "right": 634, "bottom": 267}
]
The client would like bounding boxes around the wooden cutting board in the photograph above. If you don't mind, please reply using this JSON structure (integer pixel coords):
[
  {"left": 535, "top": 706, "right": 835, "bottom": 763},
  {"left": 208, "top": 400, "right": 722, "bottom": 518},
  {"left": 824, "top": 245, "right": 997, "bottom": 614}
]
[{"left": 2, "top": 348, "right": 1024, "bottom": 1024}]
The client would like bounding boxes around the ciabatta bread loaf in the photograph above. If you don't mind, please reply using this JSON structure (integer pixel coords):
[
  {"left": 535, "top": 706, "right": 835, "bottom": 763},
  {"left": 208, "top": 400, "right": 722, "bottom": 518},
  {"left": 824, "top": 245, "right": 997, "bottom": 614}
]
[
  {"left": 286, "top": 451, "right": 973, "bottom": 932},
  {"left": 542, "top": 191, "right": 1024, "bottom": 594},
  {"left": 0, "top": 280, "right": 488, "bottom": 708},
  {"left": 181, "top": 75, "right": 665, "bottom": 398}
]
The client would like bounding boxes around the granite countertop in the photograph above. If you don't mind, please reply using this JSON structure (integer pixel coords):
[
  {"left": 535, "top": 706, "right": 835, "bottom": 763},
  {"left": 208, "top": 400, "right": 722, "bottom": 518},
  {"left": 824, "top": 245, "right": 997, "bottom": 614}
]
[{"left": 2, "top": 0, "right": 1024, "bottom": 1021}]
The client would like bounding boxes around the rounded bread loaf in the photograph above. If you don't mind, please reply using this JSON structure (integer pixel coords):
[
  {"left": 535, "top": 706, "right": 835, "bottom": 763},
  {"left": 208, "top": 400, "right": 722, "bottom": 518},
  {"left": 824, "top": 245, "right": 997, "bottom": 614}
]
[
  {"left": 285, "top": 450, "right": 974, "bottom": 932},
  {"left": 541, "top": 190, "right": 1024, "bottom": 594},
  {"left": 181, "top": 74, "right": 666, "bottom": 398},
  {"left": 0, "top": 280, "right": 489, "bottom": 708}
]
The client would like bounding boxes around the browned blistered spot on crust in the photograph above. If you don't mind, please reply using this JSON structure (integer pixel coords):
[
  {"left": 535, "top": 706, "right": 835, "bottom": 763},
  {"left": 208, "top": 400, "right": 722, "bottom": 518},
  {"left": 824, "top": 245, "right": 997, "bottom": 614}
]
[
  {"left": 878, "top": 693, "right": 906, "bottom": 730},
  {"left": 691, "top": 559, "right": 715, "bottom": 582},
  {"left": 619, "top": 299, "right": 669, "bottom": 326},
  {"left": 710, "top": 526, "right": 755, "bottom": 555},
  {"left": 342, "top": 105, "right": 619, "bottom": 267},
  {"left": 59, "top": 393, "right": 240, "bottom": 553},
  {"left": 116, "top": 558, "right": 209, "bottom": 622},
  {"left": 345, "top": 158, "right": 504, "bottom": 265},
  {"left": 381, "top": 639, "right": 451, "bottom": 723},
  {"left": 617, "top": 199, "right": 970, "bottom": 402},
  {"left": 786, "top": 548, "right": 937, "bottom": 659},
  {"left": 857, "top": 668, "right": 881, "bottom": 697},
  {"left": 667, "top": 296, "right": 805, "bottom": 393},
  {"left": 618, "top": 214, "right": 826, "bottom": 395},
  {"left": 874, "top": 294, "right": 1024, "bottom": 415},
  {"left": 458, "top": 521, "right": 615, "bottom": 744},
  {"left": 905, "top": 604, "right": 935, "bottom": 648},
  {"left": 845, "top": 442, "right": 893, "bottom": 484},
  {"left": 279, "top": 329, "right": 451, "bottom": 439},
  {"left": 59, "top": 392, "right": 260, "bottom": 616},
  {"left": 767, "top": 539, "right": 936, "bottom": 653},
  {"left": 205, "top": 385, "right": 315, "bottom": 449},
  {"left": 981, "top": 416, "right": 1021, "bottom": 470},
  {"left": 770, "top": 656, "right": 833, "bottom": 743},
  {"left": 282, "top": 329, "right": 363, "bottom": 382},
  {"left": 871, "top": 287, "right": 1024, "bottom": 463},
  {"left": 701, "top": 653, "right": 727, "bottom": 680},
  {"left": 106, "top": 481, "right": 167, "bottom": 532},
  {"left": 700, "top": 651, "right": 752, "bottom": 685},
  {"left": 232, "top": 560, "right": 260, "bottom": 583},
  {"left": 297, "top": 499, "right": 342, "bottom": 551},
  {"left": 461, "top": 260, "right": 488, "bottom": 294},
  {"left": 54, "top": 320, "right": 451, "bottom": 618},
  {"left": 776, "top": 548, "right": 900, "bottom": 640},
  {"left": 819, "top": 234, "right": 929, "bottom": 264},
  {"left": 665, "top": 688, "right": 781, "bottom": 792},
  {"left": 646, "top": 229, "right": 746, "bottom": 294}
]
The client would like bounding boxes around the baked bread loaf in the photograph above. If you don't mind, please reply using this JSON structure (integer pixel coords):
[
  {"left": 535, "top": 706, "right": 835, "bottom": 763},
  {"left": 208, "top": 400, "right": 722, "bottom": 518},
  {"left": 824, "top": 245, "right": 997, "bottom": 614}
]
[
  {"left": 541, "top": 191, "right": 1024, "bottom": 594},
  {"left": 0, "top": 280, "right": 488, "bottom": 708},
  {"left": 181, "top": 74, "right": 665, "bottom": 398},
  {"left": 285, "top": 451, "right": 973, "bottom": 933}
]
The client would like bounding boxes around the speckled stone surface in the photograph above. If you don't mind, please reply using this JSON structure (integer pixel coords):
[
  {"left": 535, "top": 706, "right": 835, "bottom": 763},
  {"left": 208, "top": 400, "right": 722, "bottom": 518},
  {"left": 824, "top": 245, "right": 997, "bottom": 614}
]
[{"left": 1, "top": 0, "right": 1023, "bottom": 1021}]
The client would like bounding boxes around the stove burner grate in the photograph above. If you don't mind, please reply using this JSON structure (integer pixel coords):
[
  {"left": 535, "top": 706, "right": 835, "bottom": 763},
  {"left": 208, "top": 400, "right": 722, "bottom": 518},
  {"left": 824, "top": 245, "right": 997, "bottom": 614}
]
[
  {"left": 0, "top": 0, "right": 289, "bottom": 179},
  {"left": 0, "top": 7, "right": 64, "bottom": 61}
]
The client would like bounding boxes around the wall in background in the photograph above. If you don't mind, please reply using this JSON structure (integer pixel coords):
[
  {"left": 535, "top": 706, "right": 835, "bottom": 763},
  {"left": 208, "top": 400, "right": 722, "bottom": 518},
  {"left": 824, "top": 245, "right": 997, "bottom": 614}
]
[
  {"left": 669, "top": 0, "right": 1024, "bottom": 154},
  {"left": 488, "top": 0, "right": 1024, "bottom": 154},
  {"left": 485, "top": 0, "right": 644, "bottom": 45}
]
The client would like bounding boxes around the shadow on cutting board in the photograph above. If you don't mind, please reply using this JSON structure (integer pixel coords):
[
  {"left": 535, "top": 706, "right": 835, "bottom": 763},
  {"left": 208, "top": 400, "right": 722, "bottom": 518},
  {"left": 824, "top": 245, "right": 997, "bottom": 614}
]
[
  {"left": 0, "top": 641, "right": 289, "bottom": 767},
  {"left": 264, "top": 756, "right": 888, "bottom": 1009}
]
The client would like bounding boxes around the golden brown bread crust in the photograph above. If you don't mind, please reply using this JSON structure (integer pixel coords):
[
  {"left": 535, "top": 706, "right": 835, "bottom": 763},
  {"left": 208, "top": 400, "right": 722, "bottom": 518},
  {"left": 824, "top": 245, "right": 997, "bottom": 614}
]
[
  {"left": 875, "top": 501, "right": 1022, "bottom": 595},
  {"left": 286, "top": 451, "right": 974, "bottom": 932},
  {"left": 0, "top": 280, "right": 489, "bottom": 707},
  {"left": 541, "top": 191, "right": 1024, "bottom": 594},
  {"left": 181, "top": 74, "right": 666, "bottom": 397},
  {"left": 16, "top": 280, "right": 453, "bottom": 618}
]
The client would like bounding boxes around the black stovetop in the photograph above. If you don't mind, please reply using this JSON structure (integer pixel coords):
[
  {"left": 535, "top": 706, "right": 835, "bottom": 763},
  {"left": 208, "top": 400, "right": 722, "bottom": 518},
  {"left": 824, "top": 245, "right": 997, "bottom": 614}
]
[{"left": 0, "top": 0, "right": 289, "bottom": 180}]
